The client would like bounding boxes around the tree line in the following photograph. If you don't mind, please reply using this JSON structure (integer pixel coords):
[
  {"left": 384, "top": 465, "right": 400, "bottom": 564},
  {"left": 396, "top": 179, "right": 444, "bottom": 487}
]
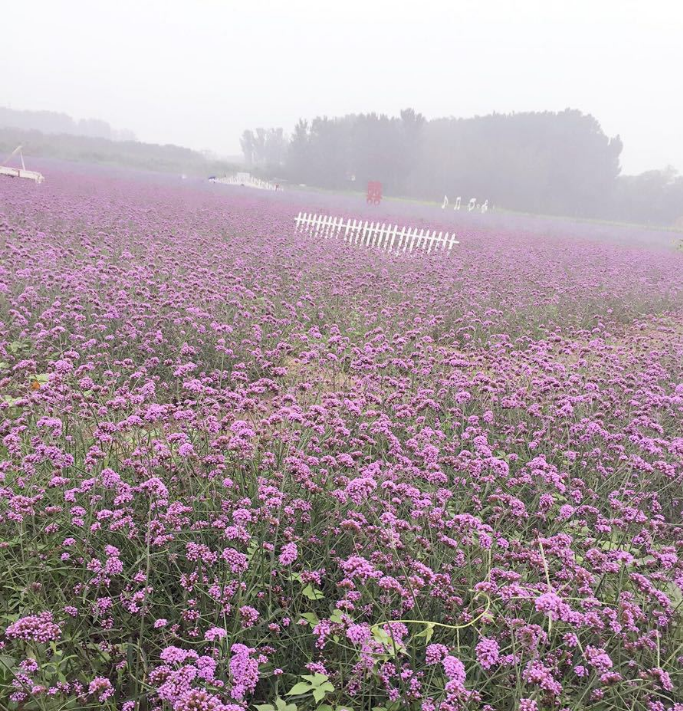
[
  {"left": 242, "top": 109, "right": 683, "bottom": 226},
  {"left": 0, "top": 127, "right": 237, "bottom": 178},
  {"left": 0, "top": 106, "right": 137, "bottom": 142}
]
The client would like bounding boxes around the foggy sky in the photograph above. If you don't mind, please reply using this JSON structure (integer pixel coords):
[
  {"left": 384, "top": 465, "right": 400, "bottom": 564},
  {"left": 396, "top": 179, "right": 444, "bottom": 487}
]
[{"left": 2, "top": 0, "right": 682, "bottom": 175}]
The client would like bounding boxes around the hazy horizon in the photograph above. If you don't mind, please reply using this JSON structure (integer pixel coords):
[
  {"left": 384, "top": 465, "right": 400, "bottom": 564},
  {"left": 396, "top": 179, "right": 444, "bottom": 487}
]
[{"left": 2, "top": 0, "right": 682, "bottom": 175}]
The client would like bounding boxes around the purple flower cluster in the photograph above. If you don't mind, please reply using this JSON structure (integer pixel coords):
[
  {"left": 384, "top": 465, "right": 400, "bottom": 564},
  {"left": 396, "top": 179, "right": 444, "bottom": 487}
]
[{"left": 5, "top": 613, "right": 61, "bottom": 643}]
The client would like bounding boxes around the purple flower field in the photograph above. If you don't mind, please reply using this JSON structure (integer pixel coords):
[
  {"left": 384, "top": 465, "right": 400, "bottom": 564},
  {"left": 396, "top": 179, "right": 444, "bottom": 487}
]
[{"left": 1, "top": 165, "right": 682, "bottom": 710}]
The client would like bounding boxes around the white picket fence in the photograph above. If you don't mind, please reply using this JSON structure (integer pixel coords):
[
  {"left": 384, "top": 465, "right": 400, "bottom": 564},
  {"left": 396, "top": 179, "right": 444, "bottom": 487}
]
[
  {"left": 294, "top": 212, "right": 459, "bottom": 254},
  {"left": 210, "top": 174, "right": 281, "bottom": 191}
]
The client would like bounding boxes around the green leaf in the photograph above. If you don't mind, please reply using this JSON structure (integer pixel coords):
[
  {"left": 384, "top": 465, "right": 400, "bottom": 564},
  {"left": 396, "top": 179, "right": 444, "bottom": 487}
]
[
  {"left": 371, "top": 626, "right": 406, "bottom": 656},
  {"left": 274, "top": 698, "right": 297, "bottom": 711},
  {"left": 329, "top": 609, "right": 344, "bottom": 624},
  {"left": 0, "top": 655, "right": 16, "bottom": 671},
  {"left": 666, "top": 582, "right": 683, "bottom": 607},
  {"left": 372, "top": 628, "right": 392, "bottom": 645},
  {"left": 246, "top": 539, "right": 259, "bottom": 560},
  {"left": 9, "top": 341, "right": 28, "bottom": 354},
  {"left": 415, "top": 622, "right": 435, "bottom": 644},
  {"left": 299, "top": 612, "right": 319, "bottom": 626},
  {"left": 254, "top": 705, "right": 275, "bottom": 711},
  {"left": 312, "top": 688, "right": 326, "bottom": 703},
  {"left": 302, "top": 584, "right": 324, "bottom": 600},
  {"left": 1, "top": 396, "right": 22, "bottom": 407},
  {"left": 287, "top": 682, "right": 313, "bottom": 696},
  {"left": 302, "top": 673, "right": 329, "bottom": 686}
]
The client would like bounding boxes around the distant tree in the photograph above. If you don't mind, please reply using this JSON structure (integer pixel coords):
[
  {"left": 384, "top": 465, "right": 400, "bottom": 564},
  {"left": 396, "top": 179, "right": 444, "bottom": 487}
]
[
  {"left": 350, "top": 113, "right": 398, "bottom": 189},
  {"left": 410, "top": 109, "right": 623, "bottom": 216},
  {"left": 240, "top": 130, "right": 255, "bottom": 165},
  {"left": 263, "top": 128, "right": 287, "bottom": 168},
  {"left": 254, "top": 128, "right": 267, "bottom": 165},
  {"left": 397, "top": 108, "right": 426, "bottom": 192},
  {"left": 0, "top": 106, "right": 134, "bottom": 141},
  {"left": 307, "top": 117, "right": 350, "bottom": 188},
  {"left": 613, "top": 166, "right": 683, "bottom": 225},
  {"left": 78, "top": 118, "right": 112, "bottom": 140},
  {"left": 114, "top": 128, "right": 138, "bottom": 142},
  {"left": 242, "top": 128, "right": 287, "bottom": 168},
  {"left": 287, "top": 119, "right": 310, "bottom": 182}
]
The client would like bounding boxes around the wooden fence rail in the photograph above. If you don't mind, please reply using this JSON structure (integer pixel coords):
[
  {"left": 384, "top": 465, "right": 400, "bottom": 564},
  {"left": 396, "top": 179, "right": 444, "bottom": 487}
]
[{"left": 294, "top": 212, "right": 459, "bottom": 254}]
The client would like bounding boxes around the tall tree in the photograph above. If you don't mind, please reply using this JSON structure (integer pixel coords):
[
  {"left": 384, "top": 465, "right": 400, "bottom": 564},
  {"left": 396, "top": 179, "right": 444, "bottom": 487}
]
[
  {"left": 240, "top": 130, "right": 255, "bottom": 166},
  {"left": 287, "top": 119, "right": 310, "bottom": 182}
]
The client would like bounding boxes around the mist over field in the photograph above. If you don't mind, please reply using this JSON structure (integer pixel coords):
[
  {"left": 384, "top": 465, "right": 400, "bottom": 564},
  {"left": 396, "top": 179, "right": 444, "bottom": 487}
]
[{"left": 1, "top": 3, "right": 683, "bottom": 711}]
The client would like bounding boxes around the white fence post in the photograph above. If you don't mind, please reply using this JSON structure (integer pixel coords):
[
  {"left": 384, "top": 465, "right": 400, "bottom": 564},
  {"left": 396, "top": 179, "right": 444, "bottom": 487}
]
[
  {"left": 387, "top": 225, "right": 398, "bottom": 252},
  {"left": 368, "top": 222, "right": 376, "bottom": 247},
  {"left": 413, "top": 228, "right": 422, "bottom": 252},
  {"left": 400, "top": 226, "right": 409, "bottom": 252},
  {"left": 408, "top": 229, "right": 417, "bottom": 253},
  {"left": 400, "top": 227, "right": 409, "bottom": 253},
  {"left": 365, "top": 222, "right": 375, "bottom": 246},
  {"left": 404, "top": 227, "right": 414, "bottom": 253},
  {"left": 361, "top": 222, "right": 369, "bottom": 245},
  {"left": 375, "top": 222, "right": 386, "bottom": 249}
]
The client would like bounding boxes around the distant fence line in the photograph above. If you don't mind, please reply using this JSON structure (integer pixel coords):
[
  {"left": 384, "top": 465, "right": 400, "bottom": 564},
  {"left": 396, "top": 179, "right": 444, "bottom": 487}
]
[
  {"left": 294, "top": 212, "right": 459, "bottom": 254},
  {"left": 210, "top": 173, "right": 281, "bottom": 191}
]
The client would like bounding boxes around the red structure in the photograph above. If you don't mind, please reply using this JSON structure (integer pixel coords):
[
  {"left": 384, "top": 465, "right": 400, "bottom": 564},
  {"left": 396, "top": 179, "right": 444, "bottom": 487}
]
[{"left": 366, "top": 181, "right": 382, "bottom": 205}]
